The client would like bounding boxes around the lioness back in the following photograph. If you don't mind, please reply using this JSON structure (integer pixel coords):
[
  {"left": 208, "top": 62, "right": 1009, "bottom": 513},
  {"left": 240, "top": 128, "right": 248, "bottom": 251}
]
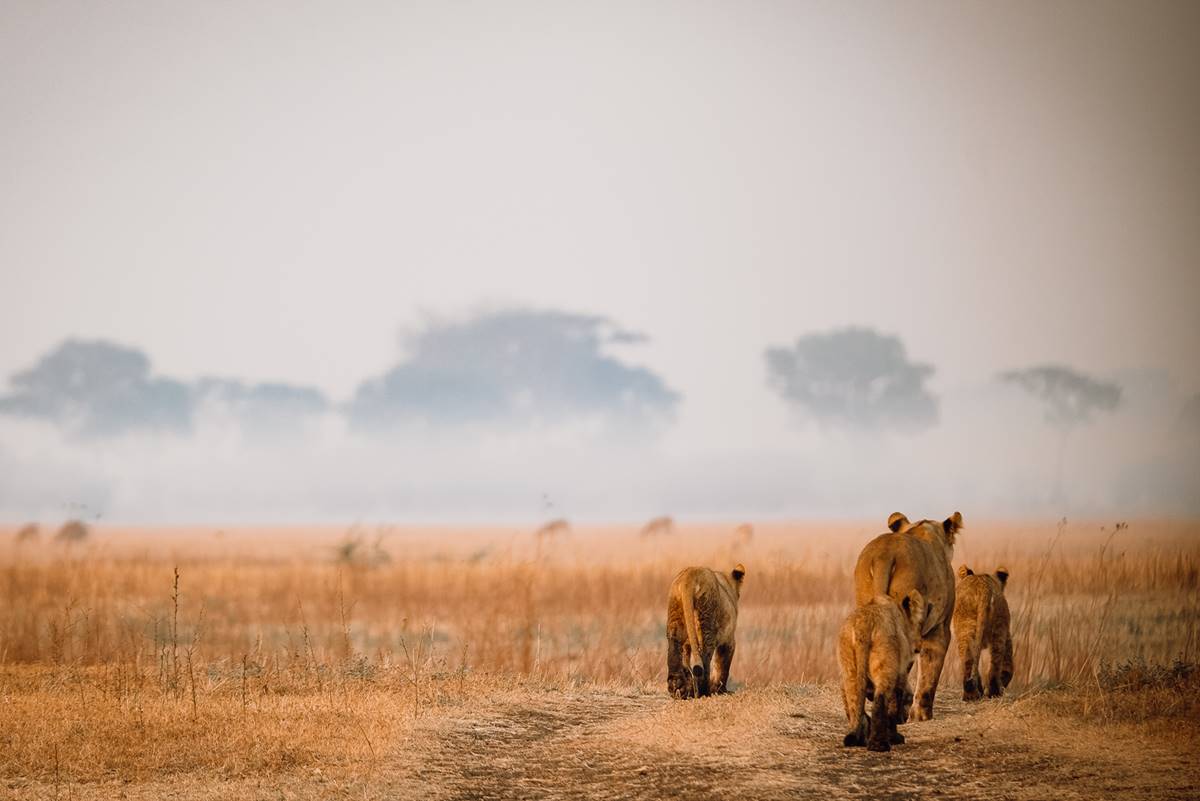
[{"left": 853, "top": 517, "right": 959, "bottom": 625}]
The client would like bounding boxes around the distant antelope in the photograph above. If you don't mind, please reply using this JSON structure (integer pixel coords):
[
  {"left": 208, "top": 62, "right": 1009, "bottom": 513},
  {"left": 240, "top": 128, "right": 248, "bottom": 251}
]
[
  {"left": 639, "top": 516, "right": 675, "bottom": 539},
  {"left": 733, "top": 523, "right": 754, "bottom": 545},
  {"left": 535, "top": 518, "right": 571, "bottom": 542},
  {"left": 55, "top": 520, "right": 89, "bottom": 544}
]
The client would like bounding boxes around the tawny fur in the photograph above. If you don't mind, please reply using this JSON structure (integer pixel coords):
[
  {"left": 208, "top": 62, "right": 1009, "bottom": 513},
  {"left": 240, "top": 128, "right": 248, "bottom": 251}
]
[
  {"left": 838, "top": 592, "right": 926, "bottom": 752},
  {"left": 952, "top": 565, "right": 1013, "bottom": 700},
  {"left": 666, "top": 564, "right": 744, "bottom": 698},
  {"left": 852, "top": 511, "right": 963, "bottom": 721}
]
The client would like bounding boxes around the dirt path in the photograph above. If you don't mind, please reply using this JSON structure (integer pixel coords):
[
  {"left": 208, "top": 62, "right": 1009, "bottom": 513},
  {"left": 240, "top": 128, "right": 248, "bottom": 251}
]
[
  {"left": 391, "top": 684, "right": 1196, "bottom": 801},
  {"left": 11, "top": 685, "right": 1197, "bottom": 800}
]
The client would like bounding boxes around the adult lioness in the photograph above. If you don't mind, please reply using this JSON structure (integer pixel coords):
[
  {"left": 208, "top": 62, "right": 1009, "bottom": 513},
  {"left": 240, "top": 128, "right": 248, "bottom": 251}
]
[
  {"left": 952, "top": 565, "right": 1013, "bottom": 700},
  {"left": 666, "top": 564, "right": 745, "bottom": 698},
  {"left": 853, "top": 511, "right": 963, "bottom": 721}
]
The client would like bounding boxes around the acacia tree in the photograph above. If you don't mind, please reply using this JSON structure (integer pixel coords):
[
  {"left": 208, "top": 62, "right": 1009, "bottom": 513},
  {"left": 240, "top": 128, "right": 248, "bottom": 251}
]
[
  {"left": 347, "top": 309, "right": 680, "bottom": 432},
  {"left": 765, "top": 327, "right": 939, "bottom": 432},
  {"left": 998, "top": 365, "right": 1121, "bottom": 502},
  {"left": 0, "top": 339, "right": 328, "bottom": 438}
]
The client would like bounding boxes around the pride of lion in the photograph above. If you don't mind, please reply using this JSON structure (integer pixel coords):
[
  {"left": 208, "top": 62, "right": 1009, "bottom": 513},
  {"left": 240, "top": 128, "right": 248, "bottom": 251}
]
[{"left": 665, "top": 510, "right": 1014, "bottom": 753}]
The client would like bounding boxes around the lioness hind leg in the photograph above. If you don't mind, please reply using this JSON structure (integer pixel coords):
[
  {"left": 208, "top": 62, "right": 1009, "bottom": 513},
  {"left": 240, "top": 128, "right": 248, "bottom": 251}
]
[
  {"left": 962, "top": 653, "right": 984, "bottom": 702},
  {"left": 913, "top": 621, "right": 950, "bottom": 721},
  {"left": 959, "top": 622, "right": 984, "bottom": 701},
  {"left": 889, "top": 684, "right": 906, "bottom": 745},
  {"left": 841, "top": 690, "right": 867, "bottom": 747},
  {"left": 998, "top": 635, "right": 1015, "bottom": 691},
  {"left": 844, "top": 721, "right": 869, "bottom": 748},
  {"left": 712, "top": 644, "right": 735, "bottom": 694},
  {"left": 666, "top": 637, "right": 691, "bottom": 699},
  {"left": 986, "top": 641, "right": 1011, "bottom": 698},
  {"left": 898, "top": 679, "right": 915, "bottom": 727},
  {"left": 866, "top": 693, "right": 892, "bottom": 752},
  {"left": 840, "top": 638, "right": 867, "bottom": 747}
]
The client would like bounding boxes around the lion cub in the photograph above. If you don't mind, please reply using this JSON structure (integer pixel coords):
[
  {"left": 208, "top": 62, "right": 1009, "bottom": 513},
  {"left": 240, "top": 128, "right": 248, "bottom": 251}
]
[
  {"left": 666, "top": 564, "right": 745, "bottom": 698},
  {"left": 838, "top": 591, "right": 925, "bottom": 751},
  {"left": 952, "top": 565, "right": 1013, "bottom": 700}
]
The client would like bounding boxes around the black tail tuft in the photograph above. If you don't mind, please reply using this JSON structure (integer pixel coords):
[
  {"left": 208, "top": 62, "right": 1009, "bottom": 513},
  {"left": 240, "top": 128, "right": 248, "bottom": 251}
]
[{"left": 689, "top": 663, "right": 710, "bottom": 697}]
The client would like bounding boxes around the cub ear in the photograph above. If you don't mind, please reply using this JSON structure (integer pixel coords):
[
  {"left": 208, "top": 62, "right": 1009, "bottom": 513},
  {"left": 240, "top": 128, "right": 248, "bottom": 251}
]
[
  {"left": 995, "top": 566, "right": 1009, "bottom": 587},
  {"left": 887, "top": 512, "right": 910, "bottom": 533},
  {"left": 957, "top": 565, "right": 973, "bottom": 580},
  {"left": 731, "top": 563, "right": 746, "bottom": 583}
]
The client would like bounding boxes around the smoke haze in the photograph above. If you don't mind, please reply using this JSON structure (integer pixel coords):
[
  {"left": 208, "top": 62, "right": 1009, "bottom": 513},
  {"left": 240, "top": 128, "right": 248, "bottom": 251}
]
[{"left": 1, "top": 1, "right": 1197, "bottom": 523}]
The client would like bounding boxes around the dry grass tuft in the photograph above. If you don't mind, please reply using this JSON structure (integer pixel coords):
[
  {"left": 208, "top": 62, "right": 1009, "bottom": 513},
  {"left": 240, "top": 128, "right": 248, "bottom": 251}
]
[{"left": 1047, "top": 656, "right": 1200, "bottom": 724}]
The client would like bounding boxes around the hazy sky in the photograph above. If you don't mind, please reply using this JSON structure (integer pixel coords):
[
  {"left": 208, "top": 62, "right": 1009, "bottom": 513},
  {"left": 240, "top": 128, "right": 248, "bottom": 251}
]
[{"left": 2, "top": 1, "right": 1198, "bottom": 522}]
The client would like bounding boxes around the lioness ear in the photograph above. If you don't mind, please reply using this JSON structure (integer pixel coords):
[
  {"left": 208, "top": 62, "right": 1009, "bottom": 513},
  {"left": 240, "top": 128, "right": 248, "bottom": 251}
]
[
  {"left": 887, "top": 512, "right": 910, "bottom": 533},
  {"left": 995, "top": 566, "right": 1009, "bottom": 587},
  {"left": 943, "top": 511, "right": 964, "bottom": 542},
  {"left": 731, "top": 563, "right": 746, "bottom": 583},
  {"left": 957, "top": 565, "right": 973, "bottom": 580}
]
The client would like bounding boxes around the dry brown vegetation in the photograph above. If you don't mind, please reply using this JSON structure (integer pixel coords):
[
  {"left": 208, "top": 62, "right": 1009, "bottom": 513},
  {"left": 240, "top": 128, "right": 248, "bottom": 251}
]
[{"left": 1, "top": 519, "right": 1197, "bottom": 799}]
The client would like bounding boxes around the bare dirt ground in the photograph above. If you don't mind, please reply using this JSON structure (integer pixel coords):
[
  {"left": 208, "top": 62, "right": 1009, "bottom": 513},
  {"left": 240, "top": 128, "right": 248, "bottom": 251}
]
[{"left": 9, "top": 683, "right": 1197, "bottom": 801}]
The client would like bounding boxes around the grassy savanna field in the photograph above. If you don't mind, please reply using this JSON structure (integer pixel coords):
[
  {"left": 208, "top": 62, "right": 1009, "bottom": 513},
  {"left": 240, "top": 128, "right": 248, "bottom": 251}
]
[{"left": 1, "top": 519, "right": 1198, "bottom": 799}]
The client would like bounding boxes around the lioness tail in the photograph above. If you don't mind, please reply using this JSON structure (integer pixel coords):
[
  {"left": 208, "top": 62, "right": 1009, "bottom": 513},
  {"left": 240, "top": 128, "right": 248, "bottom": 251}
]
[{"left": 869, "top": 555, "right": 895, "bottom": 600}]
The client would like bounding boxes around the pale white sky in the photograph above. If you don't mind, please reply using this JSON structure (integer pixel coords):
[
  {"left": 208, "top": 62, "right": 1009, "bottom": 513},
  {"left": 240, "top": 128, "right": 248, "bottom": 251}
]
[{"left": 1, "top": 1, "right": 1197, "bottom": 521}]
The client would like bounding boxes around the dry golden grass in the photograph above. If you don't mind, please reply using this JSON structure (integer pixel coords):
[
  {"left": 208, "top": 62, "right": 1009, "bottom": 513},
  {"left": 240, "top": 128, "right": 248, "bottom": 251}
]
[
  {"left": 2, "top": 519, "right": 1195, "bottom": 684},
  {"left": 1, "top": 519, "right": 1197, "bottom": 799}
]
